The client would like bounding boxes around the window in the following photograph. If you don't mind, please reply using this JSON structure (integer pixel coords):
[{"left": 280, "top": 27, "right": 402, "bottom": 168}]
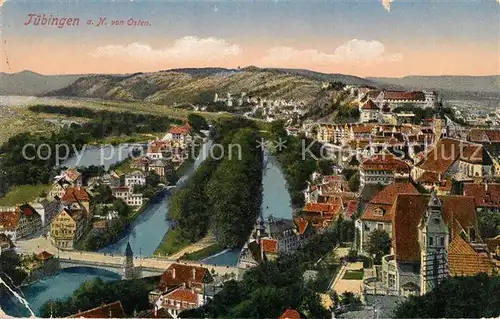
[
  {"left": 377, "top": 223, "right": 384, "bottom": 230},
  {"left": 440, "top": 236, "right": 444, "bottom": 246},
  {"left": 433, "top": 218, "right": 440, "bottom": 225}
]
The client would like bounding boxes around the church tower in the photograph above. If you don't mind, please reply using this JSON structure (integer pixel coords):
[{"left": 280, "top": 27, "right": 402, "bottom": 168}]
[
  {"left": 418, "top": 190, "right": 449, "bottom": 295},
  {"left": 122, "top": 242, "right": 135, "bottom": 280}
]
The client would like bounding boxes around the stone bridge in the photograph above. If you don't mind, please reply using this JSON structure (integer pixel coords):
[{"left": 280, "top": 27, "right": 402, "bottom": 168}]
[{"left": 57, "top": 251, "right": 240, "bottom": 279}]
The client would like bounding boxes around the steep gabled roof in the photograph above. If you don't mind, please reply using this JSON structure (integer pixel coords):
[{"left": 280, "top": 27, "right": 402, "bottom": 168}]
[
  {"left": 159, "top": 263, "right": 212, "bottom": 290},
  {"left": 391, "top": 194, "right": 477, "bottom": 263},
  {"left": 69, "top": 301, "right": 126, "bottom": 318},
  {"left": 361, "top": 99, "right": 379, "bottom": 110},
  {"left": 448, "top": 236, "right": 495, "bottom": 276},
  {"left": 464, "top": 183, "right": 500, "bottom": 208},
  {"left": 62, "top": 186, "right": 90, "bottom": 203}
]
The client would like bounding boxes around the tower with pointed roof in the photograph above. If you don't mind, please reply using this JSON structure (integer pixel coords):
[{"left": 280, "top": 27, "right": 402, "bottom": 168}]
[
  {"left": 122, "top": 242, "right": 135, "bottom": 280},
  {"left": 418, "top": 190, "right": 449, "bottom": 295}
]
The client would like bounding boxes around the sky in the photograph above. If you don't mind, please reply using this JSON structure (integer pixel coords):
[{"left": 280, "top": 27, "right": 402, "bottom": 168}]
[{"left": 1, "top": 0, "right": 499, "bottom": 77}]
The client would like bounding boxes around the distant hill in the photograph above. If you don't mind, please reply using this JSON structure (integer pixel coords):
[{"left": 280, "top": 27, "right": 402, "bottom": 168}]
[
  {"left": 43, "top": 67, "right": 377, "bottom": 106},
  {"left": 0, "top": 70, "right": 85, "bottom": 96},
  {"left": 368, "top": 75, "right": 500, "bottom": 93}
]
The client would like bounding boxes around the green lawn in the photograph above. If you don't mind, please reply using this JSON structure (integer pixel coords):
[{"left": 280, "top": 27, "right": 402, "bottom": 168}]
[
  {"left": 112, "top": 158, "right": 136, "bottom": 175},
  {"left": 342, "top": 269, "right": 364, "bottom": 280},
  {"left": 153, "top": 228, "right": 191, "bottom": 257},
  {"left": 180, "top": 244, "right": 224, "bottom": 261},
  {"left": 0, "top": 184, "right": 51, "bottom": 206}
]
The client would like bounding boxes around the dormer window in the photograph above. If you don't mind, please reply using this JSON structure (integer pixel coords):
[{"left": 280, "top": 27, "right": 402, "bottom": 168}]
[{"left": 373, "top": 208, "right": 384, "bottom": 216}]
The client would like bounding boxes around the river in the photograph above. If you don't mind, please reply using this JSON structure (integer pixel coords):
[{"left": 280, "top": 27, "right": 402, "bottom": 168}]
[
  {"left": 200, "top": 151, "right": 293, "bottom": 266},
  {"left": 0, "top": 141, "right": 291, "bottom": 316}
]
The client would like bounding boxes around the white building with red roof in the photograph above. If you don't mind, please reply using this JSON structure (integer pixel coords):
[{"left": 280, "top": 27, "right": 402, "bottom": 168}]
[
  {"left": 360, "top": 99, "right": 380, "bottom": 123},
  {"left": 359, "top": 152, "right": 410, "bottom": 187},
  {"left": 163, "top": 123, "right": 193, "bottom": 147}
]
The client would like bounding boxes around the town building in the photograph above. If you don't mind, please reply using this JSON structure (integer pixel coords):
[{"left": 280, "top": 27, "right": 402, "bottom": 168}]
[
  {"left": 124, "top": 171, "right": 146, "bottom": 187},
  {"left": 359, "top": 153, "right": 410, "bottom": 187},
  {"left": 371, "top": 192, "right": 495, "bottom": 297},
  {"left": 61, "top": 186, "right": 91, "bottom": 215},
  {"left": 163, "top": 123, "right": 193, "bottom": 147},
  {"left": 361, "top": 90, "right": 438, "bottom": 110},
  {"left": 412, "top": 138, "right": 494, "bottom": 183},
  {"left": 147, "top": 140, "right": 170, "bottom": 160},
  {"left": 463, "top": 182, "right": 500, "bottom": 214},
  {"left": 238, "top": 215, "right": 313, "bottom": 270},
  {"left": 50, "top": 208, "right": 87, "bottom": 250},
  {"left": 111, "top": 186, "right": 144, "bottom": 207},
  {"left": 360, "top": 99, "right": 379, "bottom": 123},
  {"left": 64, "top": 168, "right": 83, "bottom": 187},
  {"left": 155, "top": 286, "right": 206, "bottom": 319},
  {"left": 157, "top": 263, "right": 213, "bottom": 293},
  {"left": 356, "top": 182, "right": 419, "bottom": 255},
  {"left": 49, "top": 179, "right": 71, "bottom": 199},
  {"left": 149, "top": 159, "right": 174, "bottom": 180},
  {"left": 0, "top": 205, "right": 42, "bottom": 241}
]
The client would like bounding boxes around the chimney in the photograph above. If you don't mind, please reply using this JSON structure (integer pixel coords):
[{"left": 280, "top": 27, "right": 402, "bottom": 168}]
[
  {"left": 154, "top": 305, "right": 158, "bottom": 318},
  {"left": 192, "top": 268, "right": 196, "bottom": 280},
  {"left": 172, "top": 267, "right": 175, "bottom": 279},
  {"left": 485, "top": 182, "right": 488, "bottom": 191},
  {"left": 109, "top": 308, "right": 112, "bottom": 318}
]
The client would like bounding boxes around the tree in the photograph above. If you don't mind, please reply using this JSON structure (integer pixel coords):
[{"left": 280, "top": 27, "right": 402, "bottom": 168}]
[
  {"left": 188, "top": 113, "right": 209, "bottom": 132},
  {"left": 366, "top": 229, "right": 391, "bottom": 264},
  {"left": 0, "top": 250, "right": 27, "bottom": 289},
  {"left": 146, "top": 171, "right": 161, "bottom": 188},
  {"left": 478, "top": 210, "right": 500, "bottom": 239},
  {"left": 112, "top": 198, "right": 131, "bottom": 217},
  {"left": 348, "top": 172, "right": 360, "bottom": 192},
  {"left": 317, "top": 159, "right": 334, "bottom": 175},
  {"left": 394, "top": 273, "right": 500, "bottom": 318}
]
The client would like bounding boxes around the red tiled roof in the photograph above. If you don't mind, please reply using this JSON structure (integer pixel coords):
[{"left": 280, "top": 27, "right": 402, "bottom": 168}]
[
  {"left": 416, "top": 138, "right": 487, "bottom": 173},
  {"left": 165, "top": 287, "right": 197, "bottom": 304},
  {"left": 352, "top": 124, "right": 375, "bottom": 133},
  {"left": 0, "top": 209, "right": 21, "bottom": 230},
  {"left": 303, "top": 203, "right": 341, "bottom": 215},
  {"left": 383, "top": 90, "right": 425, "bottom": 101},
  {"left": 37, "top": 251, "right": 54, "bottom": 261},
  {"left": 62, "top": 186, "right": 89, "bottom": 203},
  {"left": 69, "top": 301, "right": 126, "bottom": 318},
  {"left": 65, "top": 168, "right": 81, "bottom": 181},
  {"left": 448, "top": 236, "right": 495, "bottom": 276},
  {"left": 469, "top": 129, "right": 500, "bottom": 143},
  {"left": 159, "top": 263, "right": 211, "bottom": 291},
  {"left": 361, "top": 99, "right": 378, "bottom": 110},
  {"left": 360, "top": 153, "right": 409, "bottom": 172},
  {"left": 391, "top": 194, "right": 477, "bottom": 262},
  {"left": 261, "top": 238, "right": 278, "bottom": 253},
  {"left": 280, "top": 309, "right": 302, "bottom": 319},
  {"left": 169, "top": 123, "right": 192, "bottom": 135},
  {"left": 361, "top": 182, "right": 419, "bottom": 222},
  {"left": 464, "top": 183, "right": 500, "bottom": 208},
  {"left": 416, "top": 171, "right": 441, "bottom": 184},
  {"left": 294, "top": 217, "right": 309, "bottom": 235},
  {"left": 370, "top": 182, "right": 419, "bottom": 206}
]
